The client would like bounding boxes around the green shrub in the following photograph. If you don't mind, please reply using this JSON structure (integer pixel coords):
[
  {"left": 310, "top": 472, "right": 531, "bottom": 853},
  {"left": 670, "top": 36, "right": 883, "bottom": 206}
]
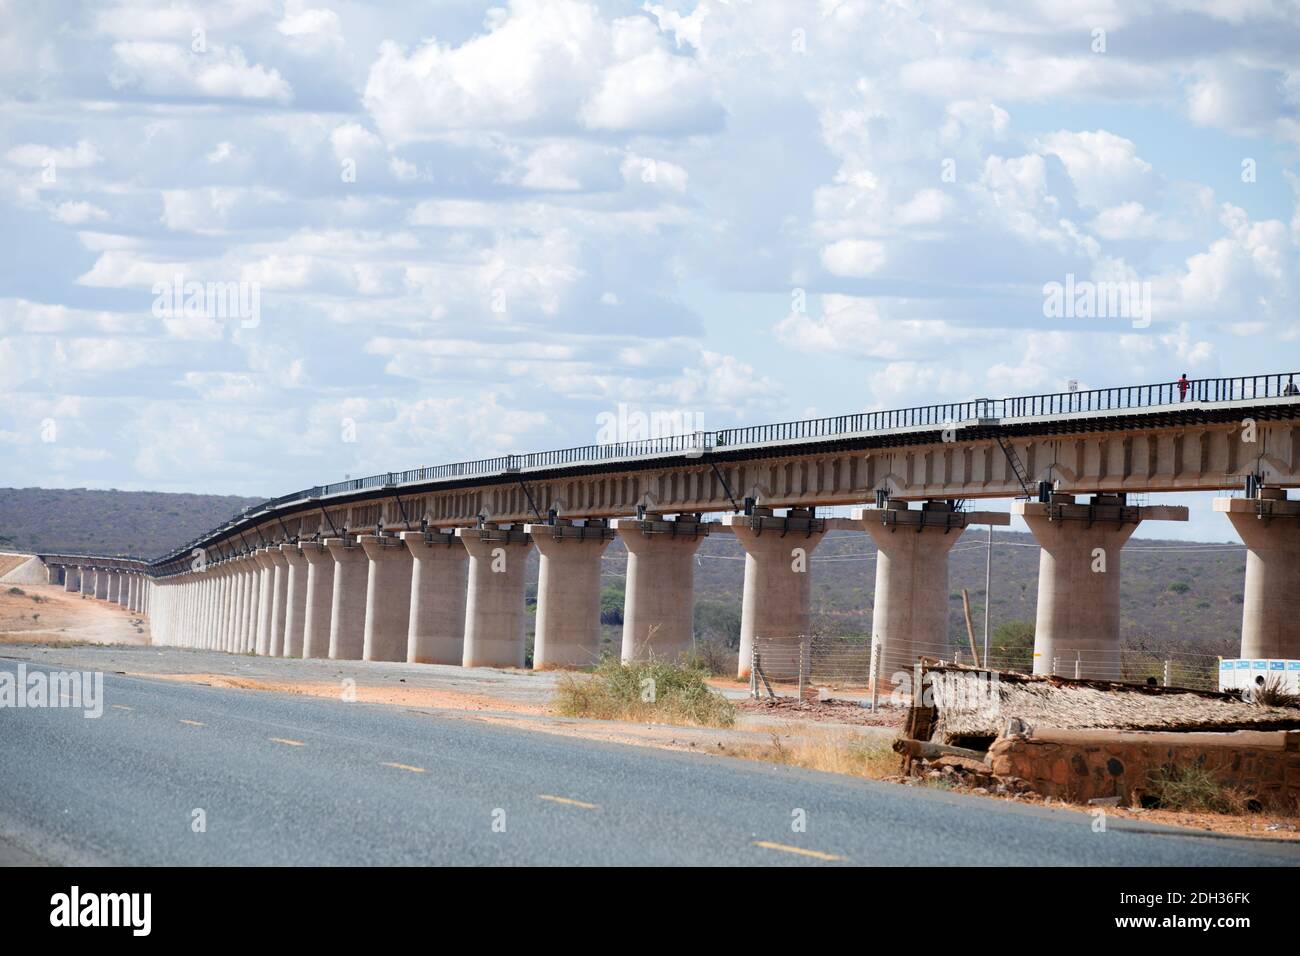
[{"left": 553, "top": 656, "right": 737, "bottom": 728}]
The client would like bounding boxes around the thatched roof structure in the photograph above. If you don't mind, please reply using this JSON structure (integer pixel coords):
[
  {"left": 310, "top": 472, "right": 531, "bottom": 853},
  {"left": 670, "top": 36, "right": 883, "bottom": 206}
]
[{"left": 924, "top": 662, "right": 1300, "bottom": 742}]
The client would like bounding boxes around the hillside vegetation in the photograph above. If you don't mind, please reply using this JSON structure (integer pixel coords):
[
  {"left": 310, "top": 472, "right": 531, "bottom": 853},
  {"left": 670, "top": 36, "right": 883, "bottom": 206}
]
[{"left": 0, "top": 487, "right": 264, "bottom": 559}]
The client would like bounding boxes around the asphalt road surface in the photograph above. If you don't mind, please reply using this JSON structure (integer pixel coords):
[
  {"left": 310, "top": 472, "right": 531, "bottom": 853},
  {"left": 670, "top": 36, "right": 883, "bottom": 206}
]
[{"left": 2, "top": 659, "right": 1298, "bottom": 866}]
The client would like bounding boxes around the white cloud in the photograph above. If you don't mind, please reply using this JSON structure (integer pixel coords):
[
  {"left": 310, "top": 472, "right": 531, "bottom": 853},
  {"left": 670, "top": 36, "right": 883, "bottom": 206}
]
[
  {"left": 109, "top": 42, "right": 292, "bottom": 102},
  {"left": 362, "top": 0, "right": 719, "bottom": 142},
  {"left": 820, "top": 239, "right": 886, "bottom": 277}
]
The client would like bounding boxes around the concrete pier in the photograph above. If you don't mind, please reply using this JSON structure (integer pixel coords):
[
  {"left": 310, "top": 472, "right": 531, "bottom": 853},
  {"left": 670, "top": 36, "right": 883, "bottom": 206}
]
[
  {"left": 725, "top": 508, "right": 838, "bottom": 679},
  {"left": 81, "top": 569, "right": 93, "bottom": 597},
  {"left": 1015, "top": 494, "right": 1187, "bottom": 679},
  {"left": 253, "top": 551, "right": 275, "bottom": 656},
  {"left": 300, "top": 541, "right": 335, "bottom": 659},
  {"left": 524, "top": 519, "right": 613, "bottom": 669},
  {"left": 326, "top": 537, "right": 368, "bottom": 660},
  {"left": 266, "top": 547, "right": 289, "bottom": 657},
  {"left": 64, "top": 567, "right": 80, "bottom": 592},
  {"left": 613, "top": 514, "right": 711, "bottom": 663},
  {"left": 456, "top": 525, "right": 532, "bottom": 668},
  {"left": 280, "top": 544, "right": 308, "bottom": 658},
  {"left": 855, "top": 501, "right": 1010, "bottom": 681},
  {"left": 95, "top": 570, "right": 109, "bottom": 600},
  {"left": 1214, "top": 491, "right": 1300, "bottom": 659},
  {"left": 400, "top": 530, "right": 468, "bottom": 665},
  {"left": 359, "top": 534, "right": 413, "bottom": 663}
]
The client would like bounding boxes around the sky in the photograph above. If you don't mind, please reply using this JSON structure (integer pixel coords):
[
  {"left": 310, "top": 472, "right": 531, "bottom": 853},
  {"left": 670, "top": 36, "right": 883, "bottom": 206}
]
[{"left": 1, "top": 0, "right": 1298, "bottom": 543}]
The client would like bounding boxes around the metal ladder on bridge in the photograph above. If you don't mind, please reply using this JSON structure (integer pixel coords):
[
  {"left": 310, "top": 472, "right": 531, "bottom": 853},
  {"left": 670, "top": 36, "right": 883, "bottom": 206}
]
[{"left": 995, "top": 435, "right": 1033, "bottom": 498}]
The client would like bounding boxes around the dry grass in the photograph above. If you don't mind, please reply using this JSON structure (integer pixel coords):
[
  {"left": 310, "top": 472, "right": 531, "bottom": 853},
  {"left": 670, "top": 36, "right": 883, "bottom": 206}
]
[
  {"left": 1245, "top": 675, "right": 1300, "bottom": 709},
  {"left": 726, "top": 730, "right": 901, "bottom": 780},
  {"left": 552, "top": 657, "right": 738, "bottom": 728},
  {"left": 1145, "top": 763, "right": 1248, "bottom": 814}
]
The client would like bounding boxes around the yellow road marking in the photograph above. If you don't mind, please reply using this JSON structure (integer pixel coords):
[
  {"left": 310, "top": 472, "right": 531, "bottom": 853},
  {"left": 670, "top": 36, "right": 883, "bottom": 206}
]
[
  {"left": 268, "top": 737, "right": 305, "bottom": 747},
  {"left": 381, "top": 762, "right": 425, "bottom": 773},
  {"left": 179, "top": 719, "right": 205, "bottom": 727},
  {"left": 537, "top": 794, "right": 599, "bottom": 810},
  {"left": 753, "top": 841, "right": 846, "bottom": 862},
  {"left": 111, "top": 705, "right": 133, "bottom": 711}
]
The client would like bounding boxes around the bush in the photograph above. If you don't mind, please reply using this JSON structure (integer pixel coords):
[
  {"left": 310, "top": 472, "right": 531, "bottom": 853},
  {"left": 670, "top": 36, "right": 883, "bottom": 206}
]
[
  {"left": 1146, "top": 763, "right": 1243, "bottom": 813},
  {"left": 1244, "top": 675, "right": 1300, "bottom": 709},
  {"left": 552, "top": 656, "right": 737, "bottom": 728},
  {"left": 683, "top": 638, "right": 738, "bottom": 677}
]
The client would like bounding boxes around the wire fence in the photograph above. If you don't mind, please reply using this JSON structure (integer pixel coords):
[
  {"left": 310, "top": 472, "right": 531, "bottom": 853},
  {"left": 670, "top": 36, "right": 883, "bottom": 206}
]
[{"left": 750, "top": 634, "right": 1224, "bottom": 701}]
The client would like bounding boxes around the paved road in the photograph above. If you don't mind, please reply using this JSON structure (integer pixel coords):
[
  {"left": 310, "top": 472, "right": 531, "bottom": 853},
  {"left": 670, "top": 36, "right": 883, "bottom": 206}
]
[{"left": 2, "top": 659, "right": 1298, "bottom": 866}]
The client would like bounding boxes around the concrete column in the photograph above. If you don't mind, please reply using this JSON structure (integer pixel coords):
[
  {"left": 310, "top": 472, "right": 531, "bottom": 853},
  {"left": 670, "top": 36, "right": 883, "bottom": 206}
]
[
  {"left": 613, "top": 514, "right": 710, "bottom": 663},
  {"left": 1016, "top": 494, "right": 1187, "bottom": 680},
  {"left": 252, "top": 551, "right": 275, "bottom": 655},
  {"left": 359, "top": 535, "right": 413, "bottom": 663},
  {"left": 726, "top": 509, "right": 843, "bottom": 679},
  {"left": 300, "top": 541, "right": 335, "bottom": 659},
  {"left": 326, "top": 537, "right": 368, "bottom": 660},
  {"left": 95, "top": 570, "right": 109, "bottom": 600},
  {"left": 400, "top": 530, "right": 468, "bottom": 665},
  {"left": 106, "top": 572, "right": 119, "bottom": 604},
  {"left": 125, "top": 574, "right": 136, "bottom": 612},
  {"left": 523, "top": 520, "right": 613, "bottom": 669},
  {"left": 222, "top": 563, "right": 240, "bottom": 653},
  {"left": 233, "top": 558, "right": 251, "bottom": 653},
  {"left": 81, "top": 569, "right": 93, "bottom": 597},
  {"left": 265, "top": 548, "right": 289, "bottom": 657},
  {"left": 117, "top": 574, "right": 131, "bottom": 608},
  {"left": 244, "top": 557, "right": 262, "bottom": 653},
  {"left": 456, "top": 525, "right": 533, "bottom": 668},
  {"left": 280, "top": 544, "right": 308, "bottom": 659},
  {"left": 855, "top": 501, "right": 1010, "bottom": 681},
  {"left": 46, "top": 563, "right": 60, "bottom": 585},
  {"left": 1214, "top": 491, "right": 1300, "bottom": 659},
  {"left": 64, "top": 567, "right": 80, "bottom": 592}
]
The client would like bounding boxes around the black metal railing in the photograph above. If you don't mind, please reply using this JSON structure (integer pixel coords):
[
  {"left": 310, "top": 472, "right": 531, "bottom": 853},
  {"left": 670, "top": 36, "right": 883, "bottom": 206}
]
[{"left": 150, "top": 371, "right": 1300, "bottom": 566}]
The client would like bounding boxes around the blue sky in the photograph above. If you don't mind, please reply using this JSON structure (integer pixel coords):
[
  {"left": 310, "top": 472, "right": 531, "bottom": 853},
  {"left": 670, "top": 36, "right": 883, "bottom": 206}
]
[{"left": 1, "top": 0, "right": 1298, "bottom": 542}]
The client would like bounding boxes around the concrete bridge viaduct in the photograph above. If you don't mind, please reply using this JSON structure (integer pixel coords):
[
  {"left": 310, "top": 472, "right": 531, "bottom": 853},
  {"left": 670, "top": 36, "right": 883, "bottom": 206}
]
[{"left": 38, "top": 373, "right": 1300, "bottom": 683}]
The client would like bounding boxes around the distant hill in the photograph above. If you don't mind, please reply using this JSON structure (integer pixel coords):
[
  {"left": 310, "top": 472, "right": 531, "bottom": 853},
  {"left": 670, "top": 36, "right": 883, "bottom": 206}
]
[
  {"left": 0, "top": 487, "right": 1246, "bottom": 656},
  {"left": 0, "top": 488, "right": 265, "bottom": 559}
]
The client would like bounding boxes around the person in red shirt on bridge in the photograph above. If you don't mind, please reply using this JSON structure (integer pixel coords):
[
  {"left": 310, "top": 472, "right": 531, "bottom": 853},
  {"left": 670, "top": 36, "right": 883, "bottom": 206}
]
[{"left": 1177, "top": 373, "right": 1189, "bottom": 401}]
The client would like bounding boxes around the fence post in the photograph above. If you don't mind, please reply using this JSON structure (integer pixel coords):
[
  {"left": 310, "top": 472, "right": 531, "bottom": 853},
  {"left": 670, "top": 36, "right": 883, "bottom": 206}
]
[
  {"left": 869, "top": 641, "right": 881, "bottom": 711},
  {"left": 749, "top": 645, "right": 758, "bottom": 699},
  {"left": 1074, "top": 653, "right": 1081, "bottom": 680},
  {"left": 1162, "top": 660, "right": 1171, "bottom": 688},
  {"left": 797, "top": 637, "right": 810, "bottom": 702},
  {"left": 1052, "top": 655, "right": 1059, "bottom": 676}
]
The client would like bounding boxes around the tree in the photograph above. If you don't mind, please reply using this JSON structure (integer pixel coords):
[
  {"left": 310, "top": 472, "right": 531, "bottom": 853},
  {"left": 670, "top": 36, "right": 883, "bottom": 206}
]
[{"left": 694, "top": 600, "right": 741, "bottom": 649}]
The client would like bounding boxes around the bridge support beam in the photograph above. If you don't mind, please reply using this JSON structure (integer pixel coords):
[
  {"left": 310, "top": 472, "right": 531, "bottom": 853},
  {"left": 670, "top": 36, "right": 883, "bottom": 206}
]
[
  {"left": 614, "top": 514, "right": 710, "bottom": 663},
  {"left": 280, "top": 544, "right": 308, "bottom": 658},
  {"left": 400, "top": 530, "right": 468, "bottom": 665},
  {"left": 64, "top": 567, "right": 80, "bottom": 592},
  {"left": 1016, "top": 494, "right": 1187, "bottom": 680},
  {"left": 456, "top": 526, "right": 532, "bottom": 668},
  {"left": 117, "top": 574, "right": 131, "bottom": 608},
  {"left": 1214, "top": 491, "right": 1300, "bottom": 659},
  {"left": 300, "top": 542, "right": 335, "bottom": 659},
  {"left": 81, "top": 569, "right": 93, "bottom": 597},
  {"left": 726, "top": 508, "right": 834, "bottom": 680},
  {"left": 359, "top": 535, "right": 413, "bottom": 663},
  {"left": 856, "top": 502, "right": 1010, "bottom": 682},
  {"left": 95, "top": 570, "right": 109, "bottom": 600},
  {"left": 524, "top": 520, "right": 613, "bottom": 670},
  {"left": 326, "top": 538, "right": 368, "bottom": 660}
]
